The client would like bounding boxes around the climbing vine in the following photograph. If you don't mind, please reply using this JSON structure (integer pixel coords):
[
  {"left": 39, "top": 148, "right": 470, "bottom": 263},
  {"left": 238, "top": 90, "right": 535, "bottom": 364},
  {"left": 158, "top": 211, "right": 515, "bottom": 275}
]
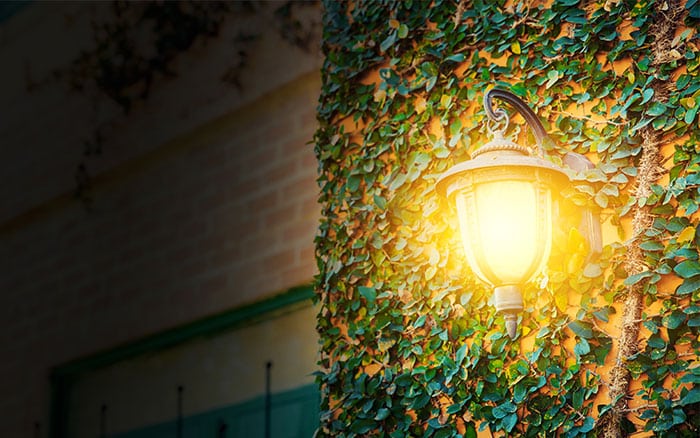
[{"left": 314, "top": 0, "right": 700, "bottom": 436}]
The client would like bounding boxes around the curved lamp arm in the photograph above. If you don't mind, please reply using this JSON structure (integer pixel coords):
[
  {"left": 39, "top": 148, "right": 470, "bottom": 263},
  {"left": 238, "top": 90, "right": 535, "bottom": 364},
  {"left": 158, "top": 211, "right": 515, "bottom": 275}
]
[{"left": 484, "top": 88, "right": 548, "bottom": 156}]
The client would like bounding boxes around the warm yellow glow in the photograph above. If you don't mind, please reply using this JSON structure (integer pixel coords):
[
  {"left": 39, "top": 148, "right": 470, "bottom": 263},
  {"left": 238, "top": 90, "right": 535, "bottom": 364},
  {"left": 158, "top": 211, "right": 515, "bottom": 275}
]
[{"left": 455, "top": 180, "right": 552, "bottom": 286}]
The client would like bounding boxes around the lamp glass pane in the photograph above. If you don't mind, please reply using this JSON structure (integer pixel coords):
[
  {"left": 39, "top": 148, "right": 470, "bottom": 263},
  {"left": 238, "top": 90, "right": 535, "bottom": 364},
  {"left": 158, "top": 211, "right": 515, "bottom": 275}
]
[{"left": 455, "top": 179, "right": 552, "bottom": 286}]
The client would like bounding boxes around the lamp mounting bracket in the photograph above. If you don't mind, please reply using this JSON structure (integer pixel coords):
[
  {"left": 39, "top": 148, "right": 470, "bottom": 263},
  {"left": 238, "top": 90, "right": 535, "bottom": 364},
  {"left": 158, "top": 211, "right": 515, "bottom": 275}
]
[{"left": 484, "top": 88, "right": 547, "bottom": 157}]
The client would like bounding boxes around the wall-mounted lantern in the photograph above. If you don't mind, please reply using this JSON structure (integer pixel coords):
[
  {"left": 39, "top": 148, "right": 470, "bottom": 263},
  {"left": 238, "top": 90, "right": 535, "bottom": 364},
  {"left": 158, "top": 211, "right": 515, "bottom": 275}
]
[{"left": 436, "top": 88, "right": 601, "bottom": 339}]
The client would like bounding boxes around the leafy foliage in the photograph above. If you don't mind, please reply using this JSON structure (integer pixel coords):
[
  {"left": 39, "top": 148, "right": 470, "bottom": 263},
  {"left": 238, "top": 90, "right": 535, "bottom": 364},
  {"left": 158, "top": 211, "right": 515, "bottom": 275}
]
[
  {"left": 314, "top": 0, "right": 699, "bottom": 436},
  {"left": 62, "top": 1, "right": 232, "bottom": 112},
  {"left": 43, "top": 0, "right": 320, "bottom": 206}
]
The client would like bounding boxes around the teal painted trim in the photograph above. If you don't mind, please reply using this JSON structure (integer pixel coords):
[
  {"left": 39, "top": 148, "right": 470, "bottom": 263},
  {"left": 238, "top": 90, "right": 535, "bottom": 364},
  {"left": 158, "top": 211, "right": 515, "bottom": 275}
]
[
  {"left": 53, "top": 285, "right": 314, "bottom": 378},
  {"left": 49, "top": 284, "right": 315, "bottom": 438},
  {"left": 111, "top": 384, "right": 320, "bottom": 438}
]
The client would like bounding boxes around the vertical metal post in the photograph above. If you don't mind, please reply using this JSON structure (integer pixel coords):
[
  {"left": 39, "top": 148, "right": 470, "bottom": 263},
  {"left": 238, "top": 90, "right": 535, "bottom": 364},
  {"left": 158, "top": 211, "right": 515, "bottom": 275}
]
[
  {"left": 100, "top": 404, "right": 107, "bottom": 438},
  {"left": 217, "top": 419, "right": 227, "bottom": 438},
  {"left": 177, "top": 385, "right": 184, "bottom": 438},
  {"left": 265, "top": 361, "right": 272, "bottom": 438},
  {"left": 34, "top": 422, "right": 40, "bottom": 438},
  {"left": 49, "top": 373, "right": 70, "bottom": 438}
]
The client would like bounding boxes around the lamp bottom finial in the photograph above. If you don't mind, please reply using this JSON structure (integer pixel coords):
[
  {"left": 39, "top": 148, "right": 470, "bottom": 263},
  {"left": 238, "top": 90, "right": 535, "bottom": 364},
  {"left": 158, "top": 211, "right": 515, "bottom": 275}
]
[
  {"left": 494, "top": 285, "right": 523, "bottom": 340},
  {"left": 504, "top": 313, "right": 518, "bottom": 339}
]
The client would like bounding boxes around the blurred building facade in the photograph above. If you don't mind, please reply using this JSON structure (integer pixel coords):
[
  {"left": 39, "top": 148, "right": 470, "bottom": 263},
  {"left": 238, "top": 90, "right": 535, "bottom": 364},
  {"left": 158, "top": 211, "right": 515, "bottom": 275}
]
[{"left": 0, "top": 2, "right": 322, "bottom": 437}]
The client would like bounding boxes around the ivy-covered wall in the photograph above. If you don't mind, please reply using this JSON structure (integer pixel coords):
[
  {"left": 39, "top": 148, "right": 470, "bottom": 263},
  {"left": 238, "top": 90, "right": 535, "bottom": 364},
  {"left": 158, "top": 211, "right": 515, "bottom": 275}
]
[{"left": 314, "top": 0, "right": 700, "bottom": 436}]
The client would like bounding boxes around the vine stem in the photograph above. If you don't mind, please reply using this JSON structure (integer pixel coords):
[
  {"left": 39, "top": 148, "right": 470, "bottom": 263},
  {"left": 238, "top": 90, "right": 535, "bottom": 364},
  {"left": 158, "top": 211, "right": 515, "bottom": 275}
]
[
  {"left": 452, "top": 0, "right": 467, "bottom": 27},
  {"left": 599, "top": 2, "right": 685, "bottom": 435},
  {"left": 600, "top": 125, "right": 663, "bottom": 438}
]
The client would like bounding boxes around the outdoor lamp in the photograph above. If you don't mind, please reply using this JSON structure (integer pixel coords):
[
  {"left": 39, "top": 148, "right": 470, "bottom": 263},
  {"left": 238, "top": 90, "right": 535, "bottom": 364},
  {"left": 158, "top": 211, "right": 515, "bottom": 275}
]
[{"left": 436, "top": 88, "right": 601, "bottom": 339}]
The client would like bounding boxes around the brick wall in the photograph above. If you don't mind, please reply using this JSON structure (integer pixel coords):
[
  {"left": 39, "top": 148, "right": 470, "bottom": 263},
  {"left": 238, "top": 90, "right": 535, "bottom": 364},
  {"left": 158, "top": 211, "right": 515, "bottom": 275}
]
[{"left": 0, "top": 3, "right": 322, "bottom": 437}]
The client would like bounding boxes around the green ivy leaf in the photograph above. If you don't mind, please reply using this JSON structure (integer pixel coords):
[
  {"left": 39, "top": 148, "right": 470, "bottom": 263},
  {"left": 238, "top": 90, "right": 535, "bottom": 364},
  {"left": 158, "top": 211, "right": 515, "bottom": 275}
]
[
  {"left": 359, "top": 286, "right": 377, "bottom": 303},
  {"left": 647, "top": 102, "right": 667, "bottom": 116},
  {"left": 347, "top": 174, "right": 362, "bottom": 192},
  {"left": 464, "top": 422, "right": 478, "bottom": 438},
  {"left": 662, "top": 310, "right": 686, "bottom": 329},
  {"left": 676, "top": 275, "right": 700, "bottom": 295},
  {"left": 594, "top": 191, "right": 609, "bottom": 208},
  {"left": 388, "top": 172, "right": 408, "bottom": 191},
  {"left": 373, "top": 194, "right": 387, "bottom": 210},
  {"left": 456, "top": 343, "right": 467, "bottom": 366},
  {"left": 679, "top": 388, "right": 700, "bottom": 406},
  {"left": 647, "top": 335, "right": 666, "bottom": 349},
  {"left": 350, "top": 418, "right": 376, "bottom": 433},
  {"left": 503, "top": 412, "right": 518, "bottom": 432},
  {"left": 513, "top": 382, "right": 527, "bottom": 403},
  {"left": 380, "top": 32, "right": 397, "bottom": 52},
  {"left": 574, "top": 337, "right": 591, "bottom": 356},
  {"left": 673, "top": 260, "right": 700, "bottom": 279},
  {"left": 374, "top": 408, "right": 390, "bottom": 420},
  {"left": 639, "top": 240, "right": 665, "bottom": 251},
  {"left": 568, "top": 320, "right": 593, "bottom": 339},
  {"left": 446, "top": 403, "right": 463, "bottom": 414},
  {"left": 611, "top": 173, "right": 629, "bottom": 183},
  {"left": 492, "top": 401, "right": 517, "bottom": 419},
  {"left": 397, "top": 24, "right": 408, "bottom": 39},
  {"left": 445, "top": 53, "right": 466, "bottom": 63},
  {"left": 623, "top": 270, "right": 653, "bottom": 286},
  {"left": 593, "top": 307, "right": 612, "bottom": 322},
  {"left": 583, "top": 263, "right": 602, "bottom": 277}
]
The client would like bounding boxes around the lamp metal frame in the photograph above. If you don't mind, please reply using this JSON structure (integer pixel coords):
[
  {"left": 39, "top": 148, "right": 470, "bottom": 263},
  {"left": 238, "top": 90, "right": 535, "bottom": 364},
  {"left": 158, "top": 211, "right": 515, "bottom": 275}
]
[{"left": 436, "top": 87, "right": 601, "bottom": 339}]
